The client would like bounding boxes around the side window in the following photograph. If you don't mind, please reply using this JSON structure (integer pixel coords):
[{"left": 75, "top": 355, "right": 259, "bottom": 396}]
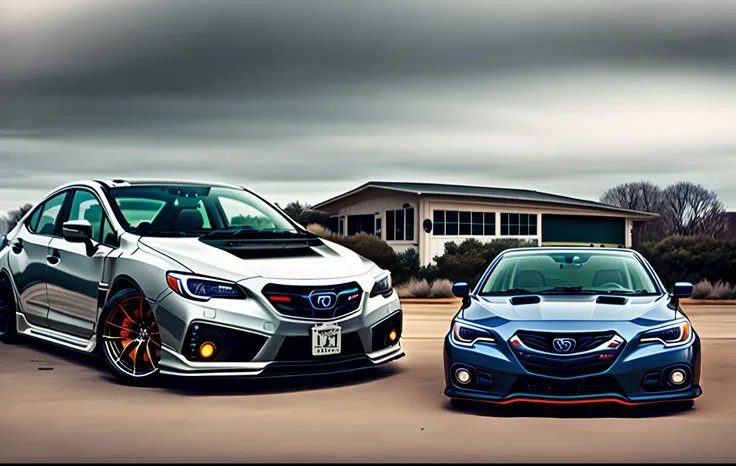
[
  {"left": 27, "top": 206, "right": 43, "bottom": 232},
  {"left": 31, "top": 192, "right": 69, "bottom": 236},
  {"left": 68, "top": 190, "right": 109, "bottom": 244},
  {"left": 101, "top": 216, "right": 119, "bottom": 247}
]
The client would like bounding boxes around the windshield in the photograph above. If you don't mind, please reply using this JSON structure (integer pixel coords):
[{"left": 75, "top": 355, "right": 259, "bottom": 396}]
[
  {"left": 479, "top": 251, "right": 660, "bottom": 295},
  {"left": 107, "top": 185, "right": 299, "bottom": 236}
]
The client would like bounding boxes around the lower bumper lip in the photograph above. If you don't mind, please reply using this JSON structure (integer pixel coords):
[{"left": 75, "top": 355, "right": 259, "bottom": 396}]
[
  {"left": 449, "top": 395, "right": 700, "bottom": 406},
  {"left": 159, "top": 342, "right": 404, "bottom": 377}
]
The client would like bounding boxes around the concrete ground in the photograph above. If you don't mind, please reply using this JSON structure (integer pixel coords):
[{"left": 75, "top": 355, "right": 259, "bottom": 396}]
[{"left": 0, "top": 303, "right": 735, "bottom": 463}]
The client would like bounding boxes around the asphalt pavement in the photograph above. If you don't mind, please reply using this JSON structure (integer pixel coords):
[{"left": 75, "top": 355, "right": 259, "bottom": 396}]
[{"left": 0, "top": 303, "right": 735, "bottom": 463}]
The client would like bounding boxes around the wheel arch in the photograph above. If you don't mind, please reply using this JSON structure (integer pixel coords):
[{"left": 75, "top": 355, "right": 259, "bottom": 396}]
[{"left": 104, "top": 275, "right": 144, "bottom": 308}]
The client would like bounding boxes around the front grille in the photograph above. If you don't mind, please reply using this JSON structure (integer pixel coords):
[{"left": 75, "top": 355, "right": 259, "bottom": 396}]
[
  {"left": 514, "top": 348, "right": 621, "bottom": 378},
  {"left": 262, "top": 281, "right": 363, "bottom": 319},
  {"left": 274, "top": 332, "right": 365, "bottom": 362},
  {"left": 516, "top": 330, "right": 618, "bottom": 354},
  {"left": 512, "top": 330, "right": 625, "bottom": 378},
  {"left": 183, "top": 322, "right": 268, "bottom": 362},
  {"left": 510, "top": 374, "right": 624, "bottom": 397}
]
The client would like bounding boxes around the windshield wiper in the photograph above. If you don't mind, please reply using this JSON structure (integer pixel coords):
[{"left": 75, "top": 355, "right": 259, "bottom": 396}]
[
  {"left": 130, "top": 230, "right": 196, "bottom": 237},
  {"left": 481, "top": 287, "right": 534, "bottom": 295},
  {"left": 199, "top": 228, "right": 311, "bottom": 240},
  {"left": 537, "top": 286, "right": 598, "bottom": 295}
]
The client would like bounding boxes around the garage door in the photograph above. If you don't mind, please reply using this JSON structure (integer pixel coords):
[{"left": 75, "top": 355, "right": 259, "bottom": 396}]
[{"left": 541, "top": 214, "right": 626, "bottom": 247}]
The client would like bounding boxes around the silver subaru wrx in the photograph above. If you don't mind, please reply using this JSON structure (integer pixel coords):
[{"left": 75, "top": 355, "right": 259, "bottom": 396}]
[{"left": 0, "top": 180, "right": 403, "bottom": 385}]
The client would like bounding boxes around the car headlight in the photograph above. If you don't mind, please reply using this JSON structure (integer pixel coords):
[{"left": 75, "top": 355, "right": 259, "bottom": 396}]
[
  {"left": 166, "top": 272, "right": 245, "bottom": 301},
  {"left": 640, "top": 320, "right": 692, "bottom": 347},
  {"left": 451, "top": 321, "right": 495, "bottom": 347},
  {"left": 370, "top": 273, "right": 393, "bottom": 298}
]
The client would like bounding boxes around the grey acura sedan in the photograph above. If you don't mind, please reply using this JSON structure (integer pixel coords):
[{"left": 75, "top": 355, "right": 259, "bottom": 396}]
[{"left": 0, "top": 180, "right": 403, "bottom": 385}]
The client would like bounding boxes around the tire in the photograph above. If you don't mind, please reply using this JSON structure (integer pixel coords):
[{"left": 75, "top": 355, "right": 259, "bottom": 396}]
[
  {"left": 97, "top": 288, "right": 162, "bottom": 386},
  {"left": 0, "top": 274, "right": 19, "bottom": 344}
]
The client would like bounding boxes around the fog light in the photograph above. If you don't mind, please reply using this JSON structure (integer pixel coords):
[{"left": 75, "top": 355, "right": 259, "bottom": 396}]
[
  {"left": 455, "top": 368, "right": 472, "bottom": 385},
  {"left": 199, "top": 342, "right": 216, "bottom": 359},
  {"left": 388, "top": 330, "right": 398, "bottom": 342},
  {"left": 670, "top": 369, "right": 686, "bottom": 385}
]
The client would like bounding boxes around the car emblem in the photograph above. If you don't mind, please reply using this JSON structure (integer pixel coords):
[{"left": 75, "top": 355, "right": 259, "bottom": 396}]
[
  {"left": 552, "top": 337, "right": 576, "bottom": 353},
  {"left": 310, "top": 292, "right": 337, "bottom": 310}
]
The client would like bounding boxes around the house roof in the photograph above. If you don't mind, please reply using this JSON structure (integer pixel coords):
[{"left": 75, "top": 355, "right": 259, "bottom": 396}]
[{"left": 313, "top": 181, "right": 659, "bottom": 219}]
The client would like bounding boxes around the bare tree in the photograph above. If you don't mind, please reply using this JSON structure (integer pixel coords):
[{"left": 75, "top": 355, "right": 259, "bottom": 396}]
[
  {"left": 662, "top": 182, "right": 727, "bottom": 237},
  {"left": 600, "top": 181, "right": 667, "bottom": 243},
  {"left": 0, "top": 204, "right": 33, "bottom": 235}
]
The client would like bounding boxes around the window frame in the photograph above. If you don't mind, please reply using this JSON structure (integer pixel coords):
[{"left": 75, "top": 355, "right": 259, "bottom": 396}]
[
  {"left": 500, "top": 212, "right": 538, "bottom": 237},
  {"left": 431, "top": 209, "right": 496, "bottom": 237},
  {"left": 25, "top": 190, "right": 72, "bottom": 238},
  {"left": 64, "top": 187, "right": 121, "bottom": 248},
  {"left": 385, "top": 206, "right": 415, "bottom": 242}
]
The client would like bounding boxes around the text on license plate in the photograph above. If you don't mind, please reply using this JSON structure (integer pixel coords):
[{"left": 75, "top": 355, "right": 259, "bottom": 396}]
[{"left": 311, "top": 323, "right": 342, "bottom": 356}]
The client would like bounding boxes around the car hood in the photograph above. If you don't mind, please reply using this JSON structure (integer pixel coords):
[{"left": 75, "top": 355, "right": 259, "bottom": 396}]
[
  {"left": 138, "top": 236, "right": 375, "bottom": 282},
  {"left": 463, "top": 294, "right": 675, "bottom": 323}
]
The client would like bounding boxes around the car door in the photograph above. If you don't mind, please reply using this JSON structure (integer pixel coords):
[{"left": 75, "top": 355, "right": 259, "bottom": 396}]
[
  {"left": 6, "top": 190, "right": 70, "bottom": 328},
  {"left": 46, "top": 188, "right": 117, "bottom": 339}
]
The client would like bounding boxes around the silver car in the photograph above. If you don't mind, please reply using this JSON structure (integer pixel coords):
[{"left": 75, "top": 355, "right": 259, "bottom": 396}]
[{"left": 0, "top": 180, "right": 403, "bottom": 385}]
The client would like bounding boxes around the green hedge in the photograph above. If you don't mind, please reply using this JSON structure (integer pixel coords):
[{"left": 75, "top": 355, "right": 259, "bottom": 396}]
[{"left": 635, "top": 235, "right": 736, "bottom": 290}]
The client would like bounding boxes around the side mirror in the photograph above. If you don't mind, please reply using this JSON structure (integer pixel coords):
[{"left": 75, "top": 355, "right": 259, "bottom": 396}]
[
  {"left": 62, "top": 220, "right": 98, "bottom": 256},
  {"left": 452, "top": 282, "right": 470, "bottom": 298},
  {"left": 672, "top": 282, "right": 693, "bottom": 298},
  {"left": 62, "top": 220, "right": 92, "bottom": 242}
]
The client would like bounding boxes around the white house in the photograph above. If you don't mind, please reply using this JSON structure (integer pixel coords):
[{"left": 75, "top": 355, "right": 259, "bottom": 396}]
[{"left": 312, "top": 181, "right": 657, "bottom": 265}]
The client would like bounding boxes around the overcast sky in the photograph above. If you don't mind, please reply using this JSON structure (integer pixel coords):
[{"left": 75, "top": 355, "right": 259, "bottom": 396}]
[{"left": 1, "top": 0, "right": 735, "bottom": 213}]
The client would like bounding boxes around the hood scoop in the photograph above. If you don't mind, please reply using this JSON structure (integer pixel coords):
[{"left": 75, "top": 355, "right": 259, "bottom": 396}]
[
  {"left": 199, "top": 237, "right": 324, "bottom": 260},
  {"left": 596, "top": 295, "right": 628, "bottom": 305},
  {"left": 510, "top": 295, "right": 541, "bottom": 306}
]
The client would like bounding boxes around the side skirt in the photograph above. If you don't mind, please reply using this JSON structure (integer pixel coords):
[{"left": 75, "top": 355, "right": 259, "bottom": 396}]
[{"left": 17, "top": 312, "right": 96, "bottom": 353}]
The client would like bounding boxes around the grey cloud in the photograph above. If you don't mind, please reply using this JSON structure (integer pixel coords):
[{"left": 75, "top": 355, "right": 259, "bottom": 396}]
[{"left": 1, "top": 0, "right": 735, "bottom": 212}]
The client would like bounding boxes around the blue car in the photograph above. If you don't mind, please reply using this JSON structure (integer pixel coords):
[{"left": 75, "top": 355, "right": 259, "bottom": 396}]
[{"left": 444, "top": 247, "right": 701, "bottom": 409}]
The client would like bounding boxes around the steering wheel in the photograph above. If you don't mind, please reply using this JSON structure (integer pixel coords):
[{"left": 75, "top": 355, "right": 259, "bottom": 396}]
[{"left": 597, "top": 282, "right": 628, "bottom": 291}]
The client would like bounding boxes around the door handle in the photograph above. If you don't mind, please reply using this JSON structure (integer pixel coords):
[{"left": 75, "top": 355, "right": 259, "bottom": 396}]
[
  {"left": 11, "top": 239, "right": 23, "bottom": 254},
  {"left": 47, "top": 249, "right": 60, "bottom": 265}
]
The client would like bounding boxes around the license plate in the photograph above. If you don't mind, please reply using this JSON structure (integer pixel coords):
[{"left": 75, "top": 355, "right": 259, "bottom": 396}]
[{"left": 311, "top": 322, "right": 342, "bottom": 356}]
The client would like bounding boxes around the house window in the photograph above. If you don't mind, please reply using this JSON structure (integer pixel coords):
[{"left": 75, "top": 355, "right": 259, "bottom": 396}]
[
  {"left": 500, "top": 213, "right": 537, "bottom": 236},
  {"left": 432, "top": 210, "right": 495, "bottom": 236},
  {"left": 385, "top": 207, "right": 414, "bottom": 241}
]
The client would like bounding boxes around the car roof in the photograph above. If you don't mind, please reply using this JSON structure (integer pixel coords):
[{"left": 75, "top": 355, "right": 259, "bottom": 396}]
[
  {"left": 500, "top": 247, "right": 640, "bottom": 256},
  {"left": 96, "top": 178, "right": 243, "bottom": 189},
  {"left": 50, "top": 179, "right": 244, "bottom": 191}
]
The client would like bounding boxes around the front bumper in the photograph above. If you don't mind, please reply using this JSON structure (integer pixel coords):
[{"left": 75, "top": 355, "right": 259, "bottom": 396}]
[
  {"left": 151, "top": 282, "right": 404, "bottom": 378},
  {"left": 444, "top": 331, "right": 702, "bottom": 406}
]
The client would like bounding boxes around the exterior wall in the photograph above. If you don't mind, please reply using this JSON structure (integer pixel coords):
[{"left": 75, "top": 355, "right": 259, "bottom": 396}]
[
  {"left": 317, "top": 188, "right": 644, "bottom": 265},
  {"left": 321, "top": 189, "right": 421, "bottom": 255},
  {"left": 419, "top": 197, "right": 641, "bottom": 265},
  {"left": 420, "top": 198, "right": 540, "bottom": 265}
]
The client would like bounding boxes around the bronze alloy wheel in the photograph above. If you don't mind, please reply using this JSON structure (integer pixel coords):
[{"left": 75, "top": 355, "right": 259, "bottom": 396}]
[{"left": 102, "top": 294, "right": 161, "bottom": 379}]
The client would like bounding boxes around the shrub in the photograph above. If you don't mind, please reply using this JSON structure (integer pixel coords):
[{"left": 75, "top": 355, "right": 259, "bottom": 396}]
[
  {"left": 396, "top": 278, "right": 430, "bottom": 298},
  {"left": 395, "top": 248, "right": 421, "bottom": 285},
  {"left": 635, "top": 235, "right": 736, "bottom": 290},
  {"left": 429, "top": 279, "right": 454, "bottom": 298},
  {"left": 691, "top": 279, "right": 712, "bottom": 299},
  {"left": 706, "top": 280, "right": 736, "bottom": 300}
]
